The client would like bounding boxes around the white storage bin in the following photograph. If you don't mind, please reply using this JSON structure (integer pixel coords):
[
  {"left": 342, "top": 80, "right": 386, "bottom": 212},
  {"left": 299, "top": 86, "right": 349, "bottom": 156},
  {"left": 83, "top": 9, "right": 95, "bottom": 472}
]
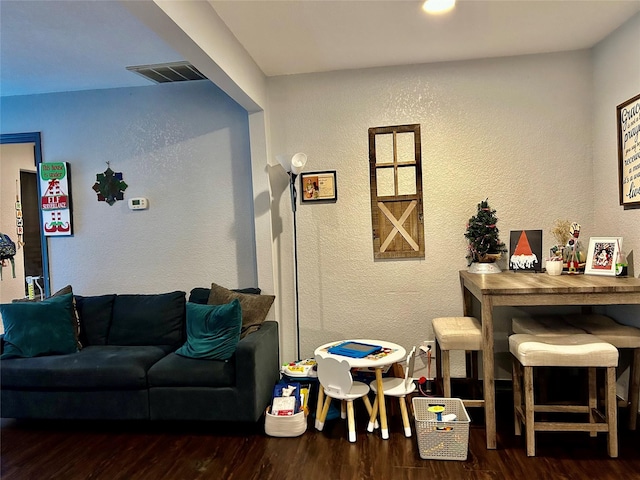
[
  {"left": 264, "top": 407, "right": 307, "bottom": 437},
  {"left": 412, "top": 397, "right": 470, "bottom": 461}
]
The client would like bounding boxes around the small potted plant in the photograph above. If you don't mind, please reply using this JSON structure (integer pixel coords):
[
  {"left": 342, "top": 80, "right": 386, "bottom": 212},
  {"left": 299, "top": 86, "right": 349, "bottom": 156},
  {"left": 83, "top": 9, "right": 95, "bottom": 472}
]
[
  {"left": 549, "top": 219, "right": 570, "bottom": 260},
  {"left": 464, "top": 199, "right": 507, "bottom": 274}
]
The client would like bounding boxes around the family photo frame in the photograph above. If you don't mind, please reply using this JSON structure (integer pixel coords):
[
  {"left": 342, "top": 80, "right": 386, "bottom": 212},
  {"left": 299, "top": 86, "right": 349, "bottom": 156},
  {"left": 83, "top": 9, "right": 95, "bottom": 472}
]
[
  {"left": 585, "top": 237, "right": 622, "bottom": 276},
  {"left": 300, "top": 170, "right": 337, "bottom": 203}
]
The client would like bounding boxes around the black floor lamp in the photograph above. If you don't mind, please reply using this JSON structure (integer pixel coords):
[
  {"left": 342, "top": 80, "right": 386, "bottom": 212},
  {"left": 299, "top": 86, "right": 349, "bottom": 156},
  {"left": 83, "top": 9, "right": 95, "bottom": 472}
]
[{"left": 280, "top": 152, "right": 307, "bottom": 360}]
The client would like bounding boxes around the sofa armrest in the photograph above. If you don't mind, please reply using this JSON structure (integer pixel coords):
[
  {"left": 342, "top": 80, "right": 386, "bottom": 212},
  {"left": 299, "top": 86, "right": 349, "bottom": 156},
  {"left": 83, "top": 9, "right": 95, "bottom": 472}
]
[{"left": 234, "top": 321, "right": 280, "bottom": 421}]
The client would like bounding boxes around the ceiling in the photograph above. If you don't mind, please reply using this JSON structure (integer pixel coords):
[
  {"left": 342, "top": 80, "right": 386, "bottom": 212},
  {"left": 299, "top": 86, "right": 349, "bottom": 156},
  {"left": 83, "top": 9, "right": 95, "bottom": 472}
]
[{"left": 1, "top": 0, "right": 639, "bottom": 98}]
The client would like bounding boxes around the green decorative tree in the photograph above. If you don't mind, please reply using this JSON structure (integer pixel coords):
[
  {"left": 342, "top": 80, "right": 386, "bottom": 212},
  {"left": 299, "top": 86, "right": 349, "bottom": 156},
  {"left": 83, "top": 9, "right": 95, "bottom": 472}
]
[{"left": 464, "top": 199, "right": 507, "bottom": 265}]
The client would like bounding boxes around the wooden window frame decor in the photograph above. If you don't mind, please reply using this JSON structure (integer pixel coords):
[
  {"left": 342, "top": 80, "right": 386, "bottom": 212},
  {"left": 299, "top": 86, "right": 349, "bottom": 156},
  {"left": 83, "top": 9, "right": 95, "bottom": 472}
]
[
  {"left": 585, "top": 237, "right": 622, "bottom": 276},
  {"left": 617, "top": 93, "right": 640, "bottom": 208},
  {"left": 300, "top": 170, "right": 337, "bottom": 203},
  {"left": 368, "top": 124, "right": 424, "bottom": 260}
]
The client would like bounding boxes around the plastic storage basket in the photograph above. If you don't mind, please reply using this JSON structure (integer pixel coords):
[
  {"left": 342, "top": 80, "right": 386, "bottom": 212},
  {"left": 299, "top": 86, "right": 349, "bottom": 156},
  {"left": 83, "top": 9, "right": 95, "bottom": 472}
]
[{"left": 412, "top": 397, "right": 471, "bottom": 461}]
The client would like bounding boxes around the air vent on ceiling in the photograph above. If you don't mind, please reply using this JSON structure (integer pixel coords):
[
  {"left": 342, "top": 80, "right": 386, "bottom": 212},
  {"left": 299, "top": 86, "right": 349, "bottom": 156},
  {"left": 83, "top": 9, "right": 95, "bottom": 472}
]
[{"left": 126, "top": 61, "right": 207, "bottom": 84}]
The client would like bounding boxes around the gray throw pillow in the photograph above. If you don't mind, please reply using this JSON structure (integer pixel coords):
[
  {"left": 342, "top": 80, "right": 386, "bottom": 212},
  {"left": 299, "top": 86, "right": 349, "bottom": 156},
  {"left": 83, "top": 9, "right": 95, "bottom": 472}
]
[{"left": 207, "top": 283, "right": 275, "bottom": 338}]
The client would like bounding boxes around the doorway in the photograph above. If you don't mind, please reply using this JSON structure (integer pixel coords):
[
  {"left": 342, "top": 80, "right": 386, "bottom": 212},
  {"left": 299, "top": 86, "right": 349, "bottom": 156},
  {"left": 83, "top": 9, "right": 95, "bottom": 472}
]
[{"left": 0, "top": 132, "right": 50, "bottom": 304}]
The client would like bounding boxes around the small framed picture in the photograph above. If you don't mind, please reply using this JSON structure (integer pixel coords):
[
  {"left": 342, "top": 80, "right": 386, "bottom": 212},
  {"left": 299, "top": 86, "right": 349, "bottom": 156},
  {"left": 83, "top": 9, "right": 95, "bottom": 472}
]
[
  {"left": 585, "top": 237, "right": 622, "bottom": 276},
  {"left": 509, "top": 229, "right": 543, "bottom": 272},
  {"left": 300, "top": 170, "right": 337, "bottom": 203}
]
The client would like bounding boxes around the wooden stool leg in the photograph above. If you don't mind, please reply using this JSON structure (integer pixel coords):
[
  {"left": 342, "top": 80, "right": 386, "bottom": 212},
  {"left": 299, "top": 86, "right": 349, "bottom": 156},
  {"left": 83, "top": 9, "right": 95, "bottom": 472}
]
[
  {"left": 435, "top": 340, "right": 443, "bottom": 396},
  {"left": 629, "top": 349, "right": 640, "bottom": 431},
  {"left": 588, "top": 367, "right": 597, "bottom": 437},
  {"left": 606, "top": 366, "right": 618, "bottom": 457},
  {"left": 341, "top": 400, "right": 346, "bottom": 419},
  {"left": 470, "top": 350, "right": 481, "bottom": 399},
  {"left": 524, "top": 366, "right": 536, "bottom": 457},
  {"left": 443, "top": 350, "right": 452, "bottom": 398},
  {"left": 398, "top": 396, "right": 411, "bottom": 437},
  {"left": 363, "top": 395, "right": 379, "bottom": 431},
  {"left": 512, "top": 357, "right": 523, "bottom": 436},
  {"left": 346, "top": 400, "right": 356, "bottom": 442}
]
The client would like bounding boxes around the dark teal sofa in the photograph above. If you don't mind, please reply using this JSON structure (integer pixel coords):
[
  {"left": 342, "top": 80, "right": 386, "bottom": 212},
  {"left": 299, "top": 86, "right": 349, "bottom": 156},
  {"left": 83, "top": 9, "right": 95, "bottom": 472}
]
[{"left": 0, "top": 289, "right": 280, "bottom": 423}]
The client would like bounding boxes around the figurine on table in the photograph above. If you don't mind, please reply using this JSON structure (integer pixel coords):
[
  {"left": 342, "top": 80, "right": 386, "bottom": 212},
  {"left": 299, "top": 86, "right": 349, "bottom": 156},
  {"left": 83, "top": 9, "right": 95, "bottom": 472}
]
[{"left": 566, "top": 222, "right": 582, "bottom": 274}]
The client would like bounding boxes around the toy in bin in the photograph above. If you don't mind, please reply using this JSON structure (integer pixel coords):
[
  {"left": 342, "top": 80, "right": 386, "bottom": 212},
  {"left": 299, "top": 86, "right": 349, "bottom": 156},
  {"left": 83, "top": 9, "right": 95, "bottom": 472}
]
[
  {"left": 427, "top": 404, "right": 457, "bottom": 430},
  {"left": 281, "top": 358, "right": 317, "bottom": 378},
  {"left": 271, "top": 383, "right": 302, "bottom": 416}
]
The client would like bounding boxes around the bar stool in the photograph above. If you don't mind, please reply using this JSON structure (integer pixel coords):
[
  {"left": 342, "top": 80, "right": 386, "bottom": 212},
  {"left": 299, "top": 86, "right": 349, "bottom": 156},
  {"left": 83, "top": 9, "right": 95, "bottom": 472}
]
[
  {"left": 511, "top": 316, "right": 589, "bottom": 409},
  {"left": 512, "top": 316, "right": 585, "bottom": 336},
  {"left": 562, "top": 314, "right": 640, "bottom": 430},
  {"left": 510, "top": 333, "right": 618, "bottom": 457},
  {"left": 432, "top": 316, "right": 483, "bottom": 408}
]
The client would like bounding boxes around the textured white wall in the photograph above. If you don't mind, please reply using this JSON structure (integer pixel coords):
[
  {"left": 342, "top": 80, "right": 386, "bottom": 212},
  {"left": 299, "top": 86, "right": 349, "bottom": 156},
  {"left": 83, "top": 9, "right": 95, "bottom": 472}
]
[
  {"left": 592, "top": 12, "right": 640, "bottom": 403},
  {"left": 268, "top": 51, "right": 597, "bottom": 375},
  {"left": 593, "top": 12, "right": 640, "bottom": 282},
  {"left": 0, "top": 81, "right": 257, "bottom": 296}
]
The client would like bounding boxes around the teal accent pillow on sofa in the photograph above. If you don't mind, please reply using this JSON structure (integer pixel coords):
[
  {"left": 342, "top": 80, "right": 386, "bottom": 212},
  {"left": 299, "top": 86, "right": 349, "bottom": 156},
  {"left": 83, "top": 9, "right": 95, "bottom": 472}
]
[
  {"left": 0, "top": 292, "right": 78, "bottom": 359},
  {"left": 175, "top": 300, "right": 241, "bottom": 361}
]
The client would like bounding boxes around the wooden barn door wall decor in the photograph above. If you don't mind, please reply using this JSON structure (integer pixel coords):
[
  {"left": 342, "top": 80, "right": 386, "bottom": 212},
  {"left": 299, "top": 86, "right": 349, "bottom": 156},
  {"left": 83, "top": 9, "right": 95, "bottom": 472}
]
[{"left": 368, "top": 124, "right": 424, "bottom": 259}]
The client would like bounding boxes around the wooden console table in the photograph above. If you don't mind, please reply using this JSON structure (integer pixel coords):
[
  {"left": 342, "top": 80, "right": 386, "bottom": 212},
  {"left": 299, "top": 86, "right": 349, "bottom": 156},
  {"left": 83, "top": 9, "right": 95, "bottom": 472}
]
[{"left": 459, "top": 270, "right": 640, "bottom": 449}]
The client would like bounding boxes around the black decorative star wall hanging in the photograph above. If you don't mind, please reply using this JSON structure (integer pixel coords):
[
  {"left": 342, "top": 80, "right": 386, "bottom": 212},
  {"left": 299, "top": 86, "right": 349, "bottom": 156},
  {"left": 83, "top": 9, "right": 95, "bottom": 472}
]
[{"left": 92, "top": 165, "right": 128, "bottom": 206}]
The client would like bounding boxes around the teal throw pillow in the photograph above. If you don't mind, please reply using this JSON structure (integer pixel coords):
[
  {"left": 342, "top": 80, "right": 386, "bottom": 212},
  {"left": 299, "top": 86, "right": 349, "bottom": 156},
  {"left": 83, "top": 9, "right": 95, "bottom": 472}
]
[
  {"left": 0, "top": 292, "right": 79, "bottom": 359},
  {"left": 175, "top": 300, "right": 242, "bottom": 361}
]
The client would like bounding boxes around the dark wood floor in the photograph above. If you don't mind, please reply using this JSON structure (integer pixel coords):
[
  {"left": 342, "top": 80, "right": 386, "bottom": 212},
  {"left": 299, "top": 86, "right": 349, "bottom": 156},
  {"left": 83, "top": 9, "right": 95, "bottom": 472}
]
[{"left": 2, "top": 390, "right": 639, "bottom": 480}]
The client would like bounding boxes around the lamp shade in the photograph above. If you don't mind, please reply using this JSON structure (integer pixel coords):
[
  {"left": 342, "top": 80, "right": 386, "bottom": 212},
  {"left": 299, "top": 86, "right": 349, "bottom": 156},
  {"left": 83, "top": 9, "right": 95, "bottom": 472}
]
[{"left": 290, "top": 153, "right": 307, "bottom": 175}]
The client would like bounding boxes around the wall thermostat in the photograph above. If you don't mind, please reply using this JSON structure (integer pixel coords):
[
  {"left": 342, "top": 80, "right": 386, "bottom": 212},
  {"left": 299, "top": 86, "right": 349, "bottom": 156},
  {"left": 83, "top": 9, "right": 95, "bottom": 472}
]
[{"left": 128, "top": 197, "right": 148, "bottom": 210}]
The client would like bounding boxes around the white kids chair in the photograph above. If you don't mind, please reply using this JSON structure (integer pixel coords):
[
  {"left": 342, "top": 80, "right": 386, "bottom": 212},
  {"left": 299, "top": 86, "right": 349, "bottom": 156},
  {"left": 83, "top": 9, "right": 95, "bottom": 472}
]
[
  {"left": 315, "top": 352, "right": 375, "bottom": 442},
  {"left": 368, "top": 346, "right": 417, "bottom": 437}
]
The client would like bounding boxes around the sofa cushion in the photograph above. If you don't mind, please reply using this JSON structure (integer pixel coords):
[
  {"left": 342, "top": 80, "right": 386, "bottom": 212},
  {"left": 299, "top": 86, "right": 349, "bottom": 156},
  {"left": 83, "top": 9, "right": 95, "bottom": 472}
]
[
  {"left": 0, "top": 293, "right": 78, "bottom": 359},
  {"left": 108, "top": 291, "right": 185, "bottom": 347},
  {"left": 175, "top": 300, "right": 241, "bottom": 360},
  {"left": 13, "top": 284, "right": 83, "bottom": 350},
  {"left": 147, "top": 352, "right": 235, "bottom": 388},
  {"left": 75, "top": 294, "right": 116, "bottom": 346},
  {"left": 207, "top": 283, "right": 275, "bottom": 338},
  {"left": 0, "top": 345, "right": 168, "bottom": 389},
  {"left": 188, "top": 286, "right": 262, "bottom": 305}
]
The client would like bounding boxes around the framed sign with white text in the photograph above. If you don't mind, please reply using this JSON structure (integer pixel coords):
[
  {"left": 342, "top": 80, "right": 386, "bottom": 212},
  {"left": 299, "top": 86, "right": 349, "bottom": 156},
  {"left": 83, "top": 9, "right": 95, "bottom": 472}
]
[{"left": 617, "top": 93, "right": 640, "bottom": 208}]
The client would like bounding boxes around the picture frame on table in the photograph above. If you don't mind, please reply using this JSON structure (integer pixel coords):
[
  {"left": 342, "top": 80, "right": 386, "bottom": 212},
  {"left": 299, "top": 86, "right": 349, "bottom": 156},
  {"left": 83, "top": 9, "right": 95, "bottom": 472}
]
[
  {"left": 300, "top": 170, "right": 337, "bottom": 203},
  {"left": 617, "top": 93, "right": 640, "bottom": 208},
  {"left": 509, "top": 229, "right": 543, "bottom": 272},
  {"left": 585, "top": 237, "right": 622, "bottom": 276}
]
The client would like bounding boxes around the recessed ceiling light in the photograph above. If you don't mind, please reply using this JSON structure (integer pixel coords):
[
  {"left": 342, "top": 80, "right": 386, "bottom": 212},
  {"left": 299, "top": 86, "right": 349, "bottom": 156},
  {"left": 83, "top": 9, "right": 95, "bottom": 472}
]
[{"left": 422, "top": 0, "right": 456, "bottom": 14}]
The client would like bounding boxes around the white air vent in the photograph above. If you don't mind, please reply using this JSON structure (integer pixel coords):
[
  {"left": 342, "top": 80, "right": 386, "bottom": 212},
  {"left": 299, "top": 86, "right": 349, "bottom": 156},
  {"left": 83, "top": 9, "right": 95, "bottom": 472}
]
[{"left": 126, "top": 61, "right": 206, "bottom": 84}]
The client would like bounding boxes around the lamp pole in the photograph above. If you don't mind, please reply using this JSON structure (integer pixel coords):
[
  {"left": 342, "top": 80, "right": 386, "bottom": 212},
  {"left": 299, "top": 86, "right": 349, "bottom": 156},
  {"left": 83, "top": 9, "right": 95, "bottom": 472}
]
[
  {"left": 280, "top": 152, "right": 307, "bottom": 362},
  {"left": 289, "top": 172, "right": 301, "bottom": 361}
]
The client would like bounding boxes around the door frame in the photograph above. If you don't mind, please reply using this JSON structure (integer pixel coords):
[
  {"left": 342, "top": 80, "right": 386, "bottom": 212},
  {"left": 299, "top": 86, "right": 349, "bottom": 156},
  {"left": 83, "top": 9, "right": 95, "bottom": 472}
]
[{"left": 0, "top": 132, "right": 51, "bottom": 296}]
